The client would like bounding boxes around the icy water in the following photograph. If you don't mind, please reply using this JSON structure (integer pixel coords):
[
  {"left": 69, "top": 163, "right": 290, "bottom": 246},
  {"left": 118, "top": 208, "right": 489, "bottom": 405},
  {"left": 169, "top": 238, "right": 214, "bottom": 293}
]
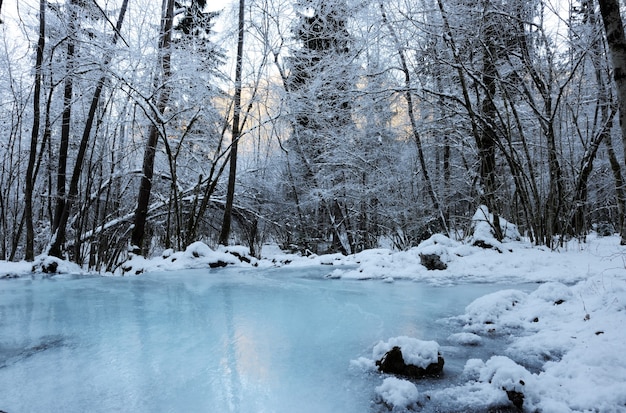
[{"left": 0, "top": 267, "right": 532, "bottom": 413}]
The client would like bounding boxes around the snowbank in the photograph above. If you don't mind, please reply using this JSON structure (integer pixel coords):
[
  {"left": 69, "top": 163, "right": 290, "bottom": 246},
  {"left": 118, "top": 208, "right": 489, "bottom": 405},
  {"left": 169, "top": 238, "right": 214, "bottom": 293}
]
[
  {"left": 375, "top": 377, "right": 421, "bottom": 411},
  {"left": 457, "top": 274, "right": 626, "bottom": 411},
  {"left": 328, "top": 232, "right": 625, "bottom": 285},
  {"left": 361, "top": 274, "right": 626, "bottom": 412},
  {"left": 0, "top": 242, "right": 261, "bottom": 278},
  {"left": 3, "top": 228, "right": 623, "bottom": 286},
  {"left": 120, "top": 242, "right": 258, "bottom": 274},
  {"left": 469, "top": 204, "right": 521, "bottom": 246},
  {"left": 0, "top": 255, "right": 84, "bottom": 279},
  {"left": 447, "top": 332, "right": 482, "bottom": 346}
]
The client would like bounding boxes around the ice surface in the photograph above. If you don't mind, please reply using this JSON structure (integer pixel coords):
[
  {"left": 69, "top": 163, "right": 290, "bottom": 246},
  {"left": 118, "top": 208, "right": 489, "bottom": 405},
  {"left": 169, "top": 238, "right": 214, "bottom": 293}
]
[{"left": 0, "top": 267, "right": 528, "bottom": 413}]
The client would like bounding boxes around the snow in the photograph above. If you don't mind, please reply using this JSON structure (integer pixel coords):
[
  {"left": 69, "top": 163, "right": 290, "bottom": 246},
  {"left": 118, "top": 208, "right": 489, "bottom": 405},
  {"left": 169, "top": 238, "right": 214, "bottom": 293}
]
[
  {"left": 1, "top": 226, "right": 626, "bottom": 411},
  {"left": 120, "top": 242, "right": 257, "bottom": 274},
  {"left": 0, "top": 254, "right": 85, "bottom": 278},
  {"left": 348, "top": 233, "right": 626, "bottom": 411},
  {"left": 375, "top": 377, "right": 421, "bottom": 410},
  {"left": 429, "top": 270, "right": 626, "bottom": 412},
  {"left": 371, "top": 336, "right": 440, "bottom": 369},
  {"left": 328, "top": 232, "right": 625, "bottom": 286},
  {"left": 470, "top": 204, "right": 522, "bottom": 245},
  {"left": 448, "top": 332, "right": 482, "bottom": 346}
]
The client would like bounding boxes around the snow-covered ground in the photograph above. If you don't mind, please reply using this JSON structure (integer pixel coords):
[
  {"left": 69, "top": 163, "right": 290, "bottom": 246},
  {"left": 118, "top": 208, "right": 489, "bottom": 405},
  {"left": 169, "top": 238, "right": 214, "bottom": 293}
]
[{"left": 2, "top": 222, "right": 626, "bottom": 411}]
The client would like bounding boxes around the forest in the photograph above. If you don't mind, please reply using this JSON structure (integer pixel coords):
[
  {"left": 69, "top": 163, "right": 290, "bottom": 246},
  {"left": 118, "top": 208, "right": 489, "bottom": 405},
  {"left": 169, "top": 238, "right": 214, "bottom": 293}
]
[{"left": 1, "top": 0, "right": 626, "bottom": 271}]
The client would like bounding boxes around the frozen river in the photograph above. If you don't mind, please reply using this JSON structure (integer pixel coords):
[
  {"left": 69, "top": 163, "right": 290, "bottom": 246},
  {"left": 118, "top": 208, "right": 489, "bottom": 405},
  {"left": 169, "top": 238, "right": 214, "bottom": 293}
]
[{"left": 0, "top": 267, "right": 530, "bottom": 412}]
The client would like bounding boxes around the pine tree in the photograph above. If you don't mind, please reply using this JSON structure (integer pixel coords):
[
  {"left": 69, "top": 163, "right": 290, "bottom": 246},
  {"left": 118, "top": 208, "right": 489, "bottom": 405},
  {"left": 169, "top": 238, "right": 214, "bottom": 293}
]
[
  {"left": 285, "top": 0, "right": 358, "bottom": 254},
  {"left": 130, "top": 0, "right": 224, "bottom": 255}
]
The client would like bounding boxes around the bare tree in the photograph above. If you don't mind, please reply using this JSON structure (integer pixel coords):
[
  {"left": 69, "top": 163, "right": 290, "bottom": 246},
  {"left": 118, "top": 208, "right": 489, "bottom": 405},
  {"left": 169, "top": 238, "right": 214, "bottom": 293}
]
[
  {"left": 130, "top": 0, "right": 175, "bottom": 255},
  {"left": 598, "top": 0, "right": 626, "bottom": 244},
  {"left": 24, "top": 0, "right": 46, "bottom": 261},
  {"left": 219, "top": 0, "right": 246, "bottom": 246},
  {"left": 380, "top": 2, "right": 447, "bottom": 236},
  {"left": 48, "top": 0, "right": 130, "bottom": 258},
  {"left": 49, "top": 0, "right": 78, "bottom": 257}
]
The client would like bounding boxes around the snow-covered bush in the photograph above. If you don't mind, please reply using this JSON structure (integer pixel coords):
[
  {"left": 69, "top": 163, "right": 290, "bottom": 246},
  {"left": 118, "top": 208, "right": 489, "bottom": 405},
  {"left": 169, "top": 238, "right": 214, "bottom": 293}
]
[{"left": 469, "top": 205, "right": 521, "bottom": 247}]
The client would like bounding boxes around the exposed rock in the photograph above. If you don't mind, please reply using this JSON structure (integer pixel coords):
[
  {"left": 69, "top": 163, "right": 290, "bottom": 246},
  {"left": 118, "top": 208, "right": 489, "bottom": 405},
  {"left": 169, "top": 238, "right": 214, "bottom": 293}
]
[
  {"left": 376, "top": 346, "right": 444, "bottom": 378},
  {"left": 209, "top": 260, "right": 228, "bottom": 268},
  {"left": 505, "top": 387, "right": 524, "bottom": 410},
  {"left": 31, "top": 259, "right": 60, "bottom": 274},
  {"left": 229, "top": 250, "right": 251, "bottom": 264},
  {"left": 419, "top": 253, "right": 447, "bottom": 271},
  {"left": 42, "top": 261, "right": 59, "bottom": 273},
  {"left": 472, "top": 240, "right": 503, "bottom": 253}
]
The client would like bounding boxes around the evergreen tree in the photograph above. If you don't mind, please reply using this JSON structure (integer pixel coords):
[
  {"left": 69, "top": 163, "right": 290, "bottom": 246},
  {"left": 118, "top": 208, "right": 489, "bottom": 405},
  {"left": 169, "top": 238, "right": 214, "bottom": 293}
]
[
  {"left": 286, "top": 0, "right": 358, "bottom": 254},
  {"left": 131, "top": 0, "right": 225, "bottom": 255}
]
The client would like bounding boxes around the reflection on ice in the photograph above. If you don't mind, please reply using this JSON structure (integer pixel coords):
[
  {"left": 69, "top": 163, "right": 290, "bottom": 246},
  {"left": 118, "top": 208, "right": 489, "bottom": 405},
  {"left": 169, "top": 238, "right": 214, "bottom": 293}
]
[
  {"left": 0, "top": 267, "right": 529, "bottom": 412},
  {"left": 0, "top": 335, "right": 67, "bottom": 369}
]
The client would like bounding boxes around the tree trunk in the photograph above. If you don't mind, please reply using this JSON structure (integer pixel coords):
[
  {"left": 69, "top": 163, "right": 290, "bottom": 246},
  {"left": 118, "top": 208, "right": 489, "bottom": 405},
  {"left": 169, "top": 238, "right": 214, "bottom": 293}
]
[
  {"left": 478, "top": 11, "right": 503, "bottom": 241},
  {"left": 598, "top": 0, "right": 626, "bottom": 244},
  {"left": 130, "top": 0, "right": 175, "bottom": 255},
  {"left": 219, "top": 0, "right": 245, "bottom": 246},
  {"left": 24, "top": 0, "right": 46, "bottom": 261},
  {"left": 48, "top": 0, "right": 129, "bottom": 259},
  {"left": 570, "top": 1, "right": 615, "bottom": 237},
  {"left": 49, "top": 0, "right": 77, "bottom": 257},
  {"left": 605, "top": 130, "right": 626, "bottom": 243},
  {"left": 437, "top": 0, "right": 504, "bottom": 239}
]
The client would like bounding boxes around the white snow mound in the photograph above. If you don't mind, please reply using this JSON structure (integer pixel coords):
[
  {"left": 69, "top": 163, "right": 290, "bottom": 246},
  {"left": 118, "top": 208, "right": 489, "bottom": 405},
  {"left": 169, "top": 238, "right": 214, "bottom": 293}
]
[
  {"left": 372, "top": 336, "right": 440, "bottom": 368},
  {"left": 375, "top": 377, "right": 420, "bottom": 410}
]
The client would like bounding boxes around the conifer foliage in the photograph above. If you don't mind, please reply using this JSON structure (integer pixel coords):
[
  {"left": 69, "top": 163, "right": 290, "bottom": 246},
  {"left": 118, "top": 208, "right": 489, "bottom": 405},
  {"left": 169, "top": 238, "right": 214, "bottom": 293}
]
[{"left": 285, "top": 0, "right": 361, "bottom": 254}]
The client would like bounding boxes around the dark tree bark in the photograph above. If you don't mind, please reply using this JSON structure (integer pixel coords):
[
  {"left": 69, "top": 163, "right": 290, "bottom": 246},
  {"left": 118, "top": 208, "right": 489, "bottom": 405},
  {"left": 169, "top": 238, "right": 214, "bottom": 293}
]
[
  {"left": 437, "top": 0, "right": 504, "bottom": 239},
  {"left": 570, "top": 0, "right": 615, "bottom": 237},
  {"left": 598, "top": 0, "right": 626, "bottom": 244},
  {"left": 49, "top": 0, "right": 77, "bottom": 257},
  {"left": 478, "top": 10, "right": 503, "bottom": 241},
  {"left": 219, "top": 0, "right": 245, "bottom": 246},
  {"left": 514, "top": 4, "right": 565, "bottom": 247},
  {"left": 24, "top": 0, "right": 46, "bottom": 261},
  {"left": 605, "top": 127, "right": 626, "bottom": 242},
  {"left": 130, "top": 0, "right": 175, "bottom": 255}
]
